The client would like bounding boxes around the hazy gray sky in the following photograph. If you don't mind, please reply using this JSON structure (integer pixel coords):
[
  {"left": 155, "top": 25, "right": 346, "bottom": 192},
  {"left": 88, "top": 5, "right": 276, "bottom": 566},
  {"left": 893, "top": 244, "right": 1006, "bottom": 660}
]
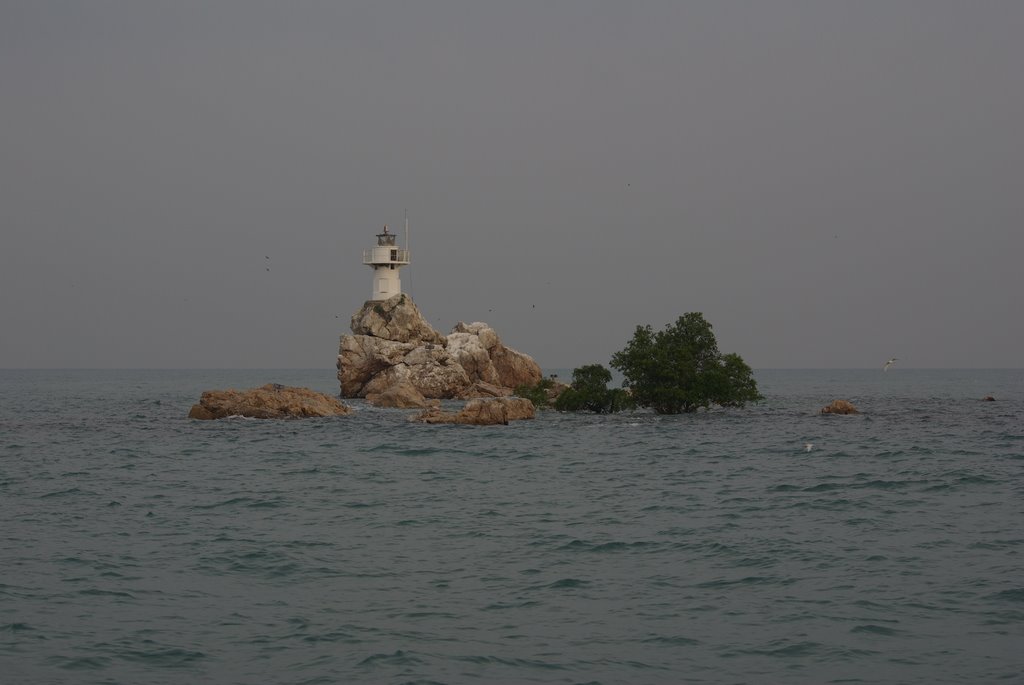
[{"left": 2, "top": 2, "right": 1021, "bottom": 369}]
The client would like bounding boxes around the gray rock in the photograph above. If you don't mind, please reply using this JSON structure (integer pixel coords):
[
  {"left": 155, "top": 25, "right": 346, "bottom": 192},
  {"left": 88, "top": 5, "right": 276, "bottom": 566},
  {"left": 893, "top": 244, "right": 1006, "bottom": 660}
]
[
  {"left": 188, "top": 384, "right": 352, "bottom": 420},
  {"left": 411, "top": 396, "right": 536, "bottom": 425},
  {"left": 337, "top": 295, "right": 542, "bottom": 399},
  {"left": 366, "top": 381, "right": 438, "bottom": 409}
]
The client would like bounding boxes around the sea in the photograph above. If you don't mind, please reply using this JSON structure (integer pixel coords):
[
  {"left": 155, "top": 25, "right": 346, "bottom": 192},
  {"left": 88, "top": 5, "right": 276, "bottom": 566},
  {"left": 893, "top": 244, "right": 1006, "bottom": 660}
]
[{"left": 1, "top": 368, "right": 1022, "bottom": 685}]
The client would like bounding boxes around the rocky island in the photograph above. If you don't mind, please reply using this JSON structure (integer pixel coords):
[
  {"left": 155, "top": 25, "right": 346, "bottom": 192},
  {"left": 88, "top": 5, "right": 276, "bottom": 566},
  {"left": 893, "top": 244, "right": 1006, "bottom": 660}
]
[
  {"left": 189, "top": 226, "right": 544, "bottom": 424},
  {"left": 337, "top": 293, "right": 542, "bottom": 401}
]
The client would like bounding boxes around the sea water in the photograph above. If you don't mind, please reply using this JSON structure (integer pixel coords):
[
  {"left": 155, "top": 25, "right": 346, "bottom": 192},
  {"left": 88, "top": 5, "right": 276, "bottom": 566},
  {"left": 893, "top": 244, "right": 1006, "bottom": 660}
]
[{"left": 1, "top": 368, "right": 1022, "bottom": 684}]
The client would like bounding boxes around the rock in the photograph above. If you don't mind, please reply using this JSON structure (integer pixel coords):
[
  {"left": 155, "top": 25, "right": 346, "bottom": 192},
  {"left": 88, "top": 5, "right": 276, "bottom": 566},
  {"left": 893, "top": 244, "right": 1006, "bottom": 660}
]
[
  {"left": 187, "top": 404, "right": 217, "bottom": 420},
  {"left": 446, "top": 329, "right": 501, "bottom": 385},
  {"left": 545, "top": 380, "right": 571, "bottom": 403},
  {"left": 360, "top": 347, "right": 471, "bottom": 399},
  {"left": 350, "top": 294, "right": 445, "bottom": 344},
  {"left": 448, "top": 321, "right": 543, "bottom": 389},
  {"left": 489, "top": 342, "right": 543, "bottom": 389},
  {"left": 411, "top": 396, "right": 536, "bottom": 425},
  {"left": 821, "top": 399, "right": 859, "bottom": 415},
  {"left": 366, "top": 381, "right": 438, "bottom": 409},
  {"left": 338, "top": 334, "right": 471, "bottom": 399},
  {"left": 188, "top": 384, "right": 352, "bottom": 420},
  {"left": 497, "top": 397, "right": 538, "bottom": 421},
  {"left": 337, "top": 335, "right": 416, "bottom": 396},
  {"left": 455, "top": 381, "right": 513, "bottom": 399},
  {"left": 337, "top": 300, "right": 542, "bottom": 400}
]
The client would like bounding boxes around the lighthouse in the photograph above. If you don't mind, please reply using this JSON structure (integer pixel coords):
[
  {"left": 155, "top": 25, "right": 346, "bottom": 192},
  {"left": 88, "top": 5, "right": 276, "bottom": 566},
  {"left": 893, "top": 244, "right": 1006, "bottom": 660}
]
[{"left": 363, "top": 225, "right": 410, "bottom": 301}]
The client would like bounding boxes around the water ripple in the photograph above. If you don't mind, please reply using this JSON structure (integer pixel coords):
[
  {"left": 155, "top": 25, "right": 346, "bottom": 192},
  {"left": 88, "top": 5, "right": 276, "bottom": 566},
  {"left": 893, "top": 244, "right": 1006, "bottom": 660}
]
[{"left": 1, "top": 368, "right": 1022, "bottom": 684}]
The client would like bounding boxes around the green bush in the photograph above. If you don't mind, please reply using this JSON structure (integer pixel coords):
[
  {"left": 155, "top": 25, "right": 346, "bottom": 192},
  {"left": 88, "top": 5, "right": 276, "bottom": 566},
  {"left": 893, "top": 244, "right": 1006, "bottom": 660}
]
[
  {"left": 514, "top": 377, "right": 556, "bottom": 409},
  {"left": 553, "top": 364, "right": 634, "bottom": 413}
]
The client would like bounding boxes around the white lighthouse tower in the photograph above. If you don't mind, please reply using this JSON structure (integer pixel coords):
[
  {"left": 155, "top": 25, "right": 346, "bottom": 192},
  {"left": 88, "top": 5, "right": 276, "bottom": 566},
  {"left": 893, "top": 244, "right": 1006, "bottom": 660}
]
[{"left": 363, "top": 225, "right": 410, "bottom": 301}]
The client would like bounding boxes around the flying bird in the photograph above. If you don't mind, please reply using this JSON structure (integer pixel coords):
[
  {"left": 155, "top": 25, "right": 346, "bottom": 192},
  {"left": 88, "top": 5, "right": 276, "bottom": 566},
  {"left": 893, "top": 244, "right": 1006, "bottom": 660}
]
[
  {"left": 804, "top": 443, "right": 814, "bottom": 452},
  {"left": 883, "top": 357, "right": 898, "bottom": 371}
]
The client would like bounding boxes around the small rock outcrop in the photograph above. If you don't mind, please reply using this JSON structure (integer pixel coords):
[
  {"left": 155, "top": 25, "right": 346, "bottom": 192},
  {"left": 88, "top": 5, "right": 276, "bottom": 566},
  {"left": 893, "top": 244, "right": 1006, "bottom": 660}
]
[
  {"left": 411, "top": 397, "right": 536, "bottom": 425},
  {"left": 821, "top": 399, "right": 859, "bottom": 415},
  {"left": 188, "top": 384, "right": 352, "bottom": 420},
  {"left": 365, "top": 381, "right": 438, "bottom": 409},
  {"left": 337, "top": 294, "right": 543, "bottom": 399}
]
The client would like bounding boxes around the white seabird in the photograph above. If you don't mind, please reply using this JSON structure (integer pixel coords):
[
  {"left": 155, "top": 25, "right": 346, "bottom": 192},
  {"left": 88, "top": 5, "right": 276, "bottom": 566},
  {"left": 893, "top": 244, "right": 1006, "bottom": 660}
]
[{"left": 883, "top": 357, "right": 898, "bottom": 371}]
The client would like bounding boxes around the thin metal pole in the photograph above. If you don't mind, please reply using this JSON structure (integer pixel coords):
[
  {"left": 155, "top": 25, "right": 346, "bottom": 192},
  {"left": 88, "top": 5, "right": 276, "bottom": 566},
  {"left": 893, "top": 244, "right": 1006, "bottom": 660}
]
[{"left": 404, "top": 210, "right": 412, "bottom": 299}]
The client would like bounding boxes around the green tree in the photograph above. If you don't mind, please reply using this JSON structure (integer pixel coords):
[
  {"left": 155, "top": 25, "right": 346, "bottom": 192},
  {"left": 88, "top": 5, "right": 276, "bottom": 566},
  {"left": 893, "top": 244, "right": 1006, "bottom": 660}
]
[
  {"left": 553, "top": 364, "right": 634, "bottom": 413},
  {"left": 609, "top": 313, "right": 762, "bottom": 414},
  {"left": 514, "top": 377, "right": 556, "bottom": 409}
]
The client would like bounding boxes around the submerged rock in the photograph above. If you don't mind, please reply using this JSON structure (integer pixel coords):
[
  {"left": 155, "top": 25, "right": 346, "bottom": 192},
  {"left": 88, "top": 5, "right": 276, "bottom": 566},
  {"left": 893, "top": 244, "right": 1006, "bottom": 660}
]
[
  {"left": 188, "top": 384, "right": 352, "bottom": 420},
  {"left": 821, "top": 399, "right": 859, "bottom": 415},
  {"left": 411, "top": 397, "right": 536, "bottom": 425}
]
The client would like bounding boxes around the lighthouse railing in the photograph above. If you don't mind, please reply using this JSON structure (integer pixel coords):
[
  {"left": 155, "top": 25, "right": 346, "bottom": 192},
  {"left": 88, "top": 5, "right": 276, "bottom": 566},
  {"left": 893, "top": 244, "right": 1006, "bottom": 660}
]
[{"left": 363, "top": 248, "right": 411, "bottom": 264}]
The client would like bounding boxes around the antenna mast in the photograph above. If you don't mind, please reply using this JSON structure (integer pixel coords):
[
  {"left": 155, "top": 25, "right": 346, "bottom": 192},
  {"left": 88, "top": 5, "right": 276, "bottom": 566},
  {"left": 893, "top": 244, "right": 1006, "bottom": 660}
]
[{"left": 404, "top": 209, "right": 412, "bottom": 299}]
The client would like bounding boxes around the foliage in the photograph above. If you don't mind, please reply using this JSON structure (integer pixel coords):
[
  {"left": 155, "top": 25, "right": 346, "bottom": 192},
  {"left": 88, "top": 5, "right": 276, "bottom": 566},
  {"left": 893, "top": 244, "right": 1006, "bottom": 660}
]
[
  {"left": 606, "top": 388, "right": 635, "bottom": 413},
  {"left": 553, "top": 364, "right": 634, "bottom": 413},
  {"left": 514, "top": 377, "right": 556, "bottom": 409},
  {"left": 609, "top": 312, "right": 763, "bottom": 414}
]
